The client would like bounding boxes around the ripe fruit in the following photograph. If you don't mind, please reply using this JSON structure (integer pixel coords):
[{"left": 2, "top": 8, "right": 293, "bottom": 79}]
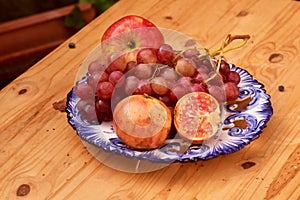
[
  {"left": 134, "top": 79, "right": 152, "bottom": 95},
  {"left": 208, "top": 85, "right": 225, "bottom": 103},
  {"left": 74, "top": 83, "right": 94, "bottom": 99},
  {"left": 96, "top": 81, "right": 114, "bottom": 100},
  {"left": 191, "top": 83, "right": 208, "bottom": 93},
  {"left": 102, "top": 15, "right": 163, "bottom": 43},
  {"left": 134, "top": 64, "right": 153, "bottom": 79},
  {"left": 157, "top": 44, "right": 174, "bottom": 64},
  {"left": 225, "top": 71, "right": 241, "bottom": 85},
  {"left": 88, "top": 60, "right": 105, "bottom": 74},
  {"left": 88, "top": 71, "right": 108, "bottom": 90},
  {"left": 101, "top": 15, "right": 164, "bottom": 60},
  {"left": 105, "top": 53, "right": 127, "bottom": 74},
  {"left": 109, "top": 71, "right": 124, "bottom": 86},
  {"left": 174, "top": 92, "right": 221, "bottom": 144},
  {"left": 77, "top": 99, "right": 97, "bottom": 121},
  {"left": 183, "top": 48, "right": 200, "bottom": 58},
  {"left": 124, "top": 76, "right": 139, "bottom": 95},
  {"left": 175, "top": 57, "right": 196, "bottom": 77},
  {"left": 219, "top": 60, "right": 230, "bottom": 75},
  {"left": 150, "top": 77, "right": 169, "bottom": 95},
  {"left": 113, "top": 95, "right": 172, "bottom": 149},
  {"left": 136, "top": 48, "right": 158, "bottom": 64},
  {"left": 95, "top": 98, "right": 113, "bottom": 122},
  {"left": 159, "top": 67, "right": 178, "bottom": 82},
  {"left": 224, "top": 82, "right": 240, "bottom": 101},
  {"left": 75, "top": 14, "right": 246, "bottom": 140}
]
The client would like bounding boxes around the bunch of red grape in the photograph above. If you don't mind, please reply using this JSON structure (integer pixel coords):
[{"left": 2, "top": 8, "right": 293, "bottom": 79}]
[{"left": 74, "top": 43, "right": 241, "bottom": 123}]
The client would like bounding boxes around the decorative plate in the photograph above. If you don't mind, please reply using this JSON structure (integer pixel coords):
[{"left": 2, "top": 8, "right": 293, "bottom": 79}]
[{"left": 66, "top": 64, "right": 273, "bottom": 163}]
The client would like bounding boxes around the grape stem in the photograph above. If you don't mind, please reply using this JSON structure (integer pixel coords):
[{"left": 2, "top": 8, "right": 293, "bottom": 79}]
[
  {"left": 149, "top": 64, "right": 170, "bottom": 81},
  {"left": 203, "top": 34, "right": 250, "bottom": 84},
  {"left": 210, "top": 34, "right": 250, "bottom": 57}
]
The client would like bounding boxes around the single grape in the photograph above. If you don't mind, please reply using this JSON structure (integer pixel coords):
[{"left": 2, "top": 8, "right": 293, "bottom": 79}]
[
  {"left": 159, "top": 67, "right": 178, "bottom": 82},
  {"left": 207, "top": 71, "right": 224, "bottom": 86},
  {"left": 74, "top": 83, "right": 94, "bottom": 99},
  {"left": 82, "top": 104, "right": 97, "bottom": 121},
  {"left": 95, "top": 98, "right": 111, "bottom": 113},
  {"left": 175, "top": 57, "right": 196, "bottom": 77},
  {"left": 99, "top": 71, "right": 109, "bottom": 82},
  {"left": 208, "top": 85, "right": 226, "bottom": 103},
  {"left": 88, "top": 60, "right": 105, "bottom": 74},
  {"left": 134, "top": 79, "right": 152, "bottom": 95},
  {"left": 77, "top": 99, "right": 97, "bottom": 121},
  {"left": 176, "top": 76, "right": 192, "bottom": 89},
  {"left": 226, "top": 71, "right": 241, "bottom": 85},
  {"left": 125, "top": 61, "right": 137, "bottom": 72},
  {"left": 191, "top": 56, "right": 202, "bottom": 68},
  {"left": 134, "top": 64, "right": 153, "bottom": 79},
  {"left": 182, "top": 48, "right": 200, "bottom": 58},
  {"left": 109, "top": 71, "right": 124, "bottom": 86},
  {"left": 191, "top": 83, "right": 209, "bottom": 93},
  {"left": 200, "top": 58, "right": 212, "bottom": 68},
  {"left": 88, "top": 71, "right": 108, "bottom": 89},
  {"left": 124, "top": 76, "right": 139, "bottom": 95},
  {"left": 219, "top": 60, "right": 230, "bottom": 75},
  {"left": 224, "top": 82, "right": 240, "bottom": 101},
  {"left": 193, "top": 71, "right": 209, "bottom": 83},
  {"left": 136, "top": 48, "right": 157, "bottom": 64},
  {"left": 96, "top": 81, "right": 114, "bottom": 100},
  {"left": 170, "top": 83, "right": 189, "bottom": 102},
  {"left": 106, "top": 53, "right": 127, "bottom": 74},
  {"left": 151, "top": 77, "right": 169, "bottom": 95},
  {"left": 76, "top": 99, "right": 93, "bottom": 112},
  {"left": 157, "top": 44, "right": 174, "bottom": 64},
  {"left": 95, "top": 99, "right": 113, "bottom": 122}
]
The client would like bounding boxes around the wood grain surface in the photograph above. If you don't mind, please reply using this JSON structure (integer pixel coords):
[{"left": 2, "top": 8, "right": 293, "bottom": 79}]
[{"left": 1, "top": 0, "right": 300, "bottom": 199}]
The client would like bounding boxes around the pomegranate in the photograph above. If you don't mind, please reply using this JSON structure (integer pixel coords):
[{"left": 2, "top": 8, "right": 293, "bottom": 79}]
[
  {"left": 174, "top": 92, "right": 221, "bottom": 144},
  {"left": 113, "top": 95, "right": 172, "bottom": 150}
]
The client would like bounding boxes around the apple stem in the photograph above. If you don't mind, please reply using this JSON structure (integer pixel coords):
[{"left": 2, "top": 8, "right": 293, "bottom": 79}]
[{"left": 127, "top": 41, "right": 136, "bottom": 49}]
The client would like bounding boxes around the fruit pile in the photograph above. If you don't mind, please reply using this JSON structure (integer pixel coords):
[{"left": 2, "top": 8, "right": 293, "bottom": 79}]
[{"left": 74, "top": 15, "right": 246, "bottom": 149}]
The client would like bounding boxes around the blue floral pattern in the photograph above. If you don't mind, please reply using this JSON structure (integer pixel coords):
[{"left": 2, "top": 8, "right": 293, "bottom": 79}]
[{"left": 67, "top": 64, "right": 273, "bottom": 162}]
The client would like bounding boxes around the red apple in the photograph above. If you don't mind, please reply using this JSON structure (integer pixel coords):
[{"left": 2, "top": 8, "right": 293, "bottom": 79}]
[{"left": 101, "top": 15, "right": 164, "bottom": 63}]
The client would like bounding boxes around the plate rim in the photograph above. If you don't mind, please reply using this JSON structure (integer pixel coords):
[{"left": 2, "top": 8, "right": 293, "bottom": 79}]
[{"left": 66, "top": 64, "right": 273, "bottom": 163}]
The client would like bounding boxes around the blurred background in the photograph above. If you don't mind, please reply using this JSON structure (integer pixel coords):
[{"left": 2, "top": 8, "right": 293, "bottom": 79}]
[{"left": 0, "top": 0, "right": 118, "bottom": 89}]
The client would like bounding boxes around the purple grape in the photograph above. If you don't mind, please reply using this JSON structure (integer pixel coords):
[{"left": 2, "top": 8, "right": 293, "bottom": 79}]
[
  {"left": 183, "top": 49, "right": 200, "bottom": 58},
  {"left": 136, "top": 48, "right": 157, "bottom": 64},
  {"left": 109, "top": 71, "right": 124, "bottom": 86},
  {"left": 134, "top": 64, "right": 153, "bottom": 79},
  {"left": 74, "top": 83, "right": 94, "bottom": 99},
  {"left": 134, "top": 80, "right": 152, "bottom": 95},
  {"left": 157, "top": 44, "right": 174, "bottom": 63},
  {"left": 88, "top": 60, "right": 105, "bottom": 74},
  {"left": 124, "top": 76, "right": 139, "bottom": 95},
  {"left": 96, "top": 81, "right": 114, "bottom": 100}
]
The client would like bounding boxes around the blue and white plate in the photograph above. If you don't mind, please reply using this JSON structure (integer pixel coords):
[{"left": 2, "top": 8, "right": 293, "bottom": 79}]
[{"left": 67, "top": 64, "right": 273, "bottom": 163}]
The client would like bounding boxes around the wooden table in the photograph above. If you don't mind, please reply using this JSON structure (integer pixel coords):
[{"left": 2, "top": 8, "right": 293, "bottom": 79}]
[{"left": 1, "top": 0, "right": 299, "bottom": 199}]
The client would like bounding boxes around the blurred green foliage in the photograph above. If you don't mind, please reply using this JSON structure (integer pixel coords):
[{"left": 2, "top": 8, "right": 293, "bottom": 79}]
[
  {"left": 64, "top": 0, "right": 118, "bottom": 29},
  {"left": 0, "top": 0, "right": 118, "bottom": 24},
  {"left": 64, "top": 5, "right": 87, "bottom": 29},
  {"left": 80, "top": 0, "right": 118, "bottom": 13}
]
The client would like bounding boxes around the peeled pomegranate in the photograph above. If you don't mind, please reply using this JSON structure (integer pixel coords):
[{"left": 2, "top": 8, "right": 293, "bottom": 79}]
[
  {"left": 113, "top": 95, "right": 172, "bottom": 150},
  {"left": 174, "top": 92, "right": 221, "bottom": 144}
]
